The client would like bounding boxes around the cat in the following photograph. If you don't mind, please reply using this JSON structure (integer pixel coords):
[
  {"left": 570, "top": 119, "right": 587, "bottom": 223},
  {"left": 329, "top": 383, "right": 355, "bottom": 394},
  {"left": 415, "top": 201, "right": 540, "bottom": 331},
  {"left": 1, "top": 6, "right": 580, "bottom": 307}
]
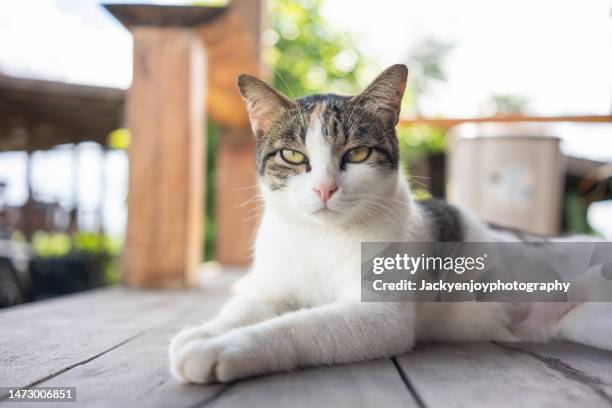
[{"left": 169, "top": 64, "right": 612, "bottom": 384}]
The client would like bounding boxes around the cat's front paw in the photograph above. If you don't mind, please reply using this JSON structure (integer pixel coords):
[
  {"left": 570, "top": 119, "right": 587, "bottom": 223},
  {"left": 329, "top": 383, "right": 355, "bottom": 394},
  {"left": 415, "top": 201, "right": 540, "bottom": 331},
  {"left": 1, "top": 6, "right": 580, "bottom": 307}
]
[
  {"left": 170, "top": 332, "right": 261, "bottom": 384},
  {"left": 169, "top": 324, "right": 225, "bottom": 358}
]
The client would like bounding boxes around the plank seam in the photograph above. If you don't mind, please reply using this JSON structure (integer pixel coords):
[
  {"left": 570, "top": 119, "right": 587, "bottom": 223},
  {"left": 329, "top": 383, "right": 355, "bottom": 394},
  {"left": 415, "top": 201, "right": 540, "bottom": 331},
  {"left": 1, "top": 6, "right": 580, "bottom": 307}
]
[
  {"left": 391, "top": 356, "right": 427, "bottom": 408},
  {"left": 493, "top": 342, "right": 612, "bottom": 404},
  {"left": 184, "top": 384, "right": 234, "bottom": 408},
  {"left": 0, "top": 329, "right": 148, "bottom": 403}
]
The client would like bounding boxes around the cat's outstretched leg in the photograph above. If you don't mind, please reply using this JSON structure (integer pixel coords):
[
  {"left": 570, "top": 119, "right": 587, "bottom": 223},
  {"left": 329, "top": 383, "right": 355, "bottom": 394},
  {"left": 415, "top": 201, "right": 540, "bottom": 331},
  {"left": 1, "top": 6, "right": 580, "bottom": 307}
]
[
  {"left": 555, "top": 302, "right": 612, "bottom": 351},
  {"left": 170, "top": 301, "right": 416, "bottom": 384}
]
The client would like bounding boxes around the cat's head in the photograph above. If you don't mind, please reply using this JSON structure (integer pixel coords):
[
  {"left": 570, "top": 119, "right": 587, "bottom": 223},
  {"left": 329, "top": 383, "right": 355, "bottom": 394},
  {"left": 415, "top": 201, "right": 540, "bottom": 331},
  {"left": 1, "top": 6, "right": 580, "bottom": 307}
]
[{"left": 237, "top": 64, "right": 408, "bottom": 227}]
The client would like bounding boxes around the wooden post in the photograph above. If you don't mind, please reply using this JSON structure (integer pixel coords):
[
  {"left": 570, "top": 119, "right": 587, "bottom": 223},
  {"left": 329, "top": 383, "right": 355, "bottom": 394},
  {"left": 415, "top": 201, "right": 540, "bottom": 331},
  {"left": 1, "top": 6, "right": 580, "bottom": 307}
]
[
  {"left": 125, "top": 27, "right": 204, "bottom": 288},
  {"left": 198, "top": 0, "right": 264, "bottom": 265},
  {"left": 106, "top": 2, "right": 264, "bottom": 278},
  {"left": 105, "top": 5, "right": 226, "bottom": 287},
  {"left": 215, "top": 0, "right": 262, "bottom": 266},
  {"left": 215, "top": 131, "right": 258, "bottom": 265}
]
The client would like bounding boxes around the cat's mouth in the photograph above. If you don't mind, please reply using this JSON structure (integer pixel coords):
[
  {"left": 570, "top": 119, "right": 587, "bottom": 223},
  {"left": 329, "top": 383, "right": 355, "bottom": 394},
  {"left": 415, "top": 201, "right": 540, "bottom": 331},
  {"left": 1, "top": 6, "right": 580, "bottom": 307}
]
[
  {"left": 312, "top": 207, "right": 337, "bottom": 215},
  {"left": 308, "top": 206, "right": 343, "bottom": 225}
]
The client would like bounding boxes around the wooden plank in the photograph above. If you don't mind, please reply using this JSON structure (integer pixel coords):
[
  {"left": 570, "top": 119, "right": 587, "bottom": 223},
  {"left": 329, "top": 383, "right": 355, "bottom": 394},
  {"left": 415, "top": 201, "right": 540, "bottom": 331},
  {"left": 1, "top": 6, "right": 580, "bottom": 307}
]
[
  {"left": 497, "top": 342, "right": 612, "bottom": 398},
  {"left": 0, "top": 284, "right": 233, "bottom": 394},
  {"left": 0, "top": 288, "right": 205, "bottom": 392},
  {"left": 122, "top": 26, "right": 205, "bottom": 288},
  {"left": 397, "top": 342, "right": 612, "bottom": 408},
  {"left": 209, "top": 359, "right": 418, "bottom": 408},
  {"left": 0, "top": 270, "right": 240, "bottom": 402},
  {"left": 21, "top": 289, "right": 232, "bottom": 408}
]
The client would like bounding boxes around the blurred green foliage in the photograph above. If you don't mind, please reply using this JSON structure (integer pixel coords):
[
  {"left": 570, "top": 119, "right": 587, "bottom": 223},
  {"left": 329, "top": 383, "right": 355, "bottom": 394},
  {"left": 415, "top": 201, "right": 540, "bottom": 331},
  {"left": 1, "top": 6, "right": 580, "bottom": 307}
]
[
  {"left": 191, "top": 0, "right": 227, "bottom": 6},
  {"left": 32, "top": 232, "right": 71, "bottom": 257},
  {"left": 489, "top": 94, "right": 529, "bottom": 115},
  {"left": 31, "top": 231, "right": 123, "bottom": 284},
  {"left": 564, "top": 192, "right": 594, "bottom": 234},
  {"left": 107, "top": 128, "right": 131, "bottom": 150},
  {"left": 396, "top": 123, "right": 445, "bottom": 197},
  {"left": 398, "top": 124, "right": 446, "bottom": 161},
  {"left": 204, "top": 121, "right": 219, "bottom": 261},
  {"left": 265, "top": 0, "right": 366, "bottom": 96}
]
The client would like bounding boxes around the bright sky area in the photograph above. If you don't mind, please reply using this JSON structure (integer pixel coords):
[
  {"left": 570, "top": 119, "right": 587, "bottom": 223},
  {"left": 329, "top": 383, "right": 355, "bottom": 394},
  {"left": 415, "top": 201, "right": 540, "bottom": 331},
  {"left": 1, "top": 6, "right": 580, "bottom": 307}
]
[
  {"left": 2, "top": 0, "right": 611, "bottom": 116},
  {"left": 0, "top": 0, "right": 611, "bottom": 236}
]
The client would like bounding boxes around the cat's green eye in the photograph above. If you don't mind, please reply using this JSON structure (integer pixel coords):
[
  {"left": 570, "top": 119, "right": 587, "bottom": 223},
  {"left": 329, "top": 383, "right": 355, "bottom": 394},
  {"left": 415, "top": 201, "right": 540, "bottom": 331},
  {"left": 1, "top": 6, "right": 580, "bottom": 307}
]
[
  {"left": 280, "top": 149, "right": 307, "bottom": 165},
  {"left": 345, "top": 146, "right": 371, "bottom": 163}
]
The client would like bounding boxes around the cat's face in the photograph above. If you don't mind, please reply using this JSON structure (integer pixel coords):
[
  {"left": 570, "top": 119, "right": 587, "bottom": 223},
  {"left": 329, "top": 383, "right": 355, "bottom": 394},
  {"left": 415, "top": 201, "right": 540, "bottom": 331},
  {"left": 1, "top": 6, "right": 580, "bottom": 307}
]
[{"left": 238, "top": 65, "right": 408, "bottom": 226}]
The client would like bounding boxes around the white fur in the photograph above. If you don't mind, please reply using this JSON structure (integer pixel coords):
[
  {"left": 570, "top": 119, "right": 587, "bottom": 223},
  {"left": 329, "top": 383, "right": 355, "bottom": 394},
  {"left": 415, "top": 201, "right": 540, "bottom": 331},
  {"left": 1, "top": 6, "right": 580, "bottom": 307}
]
[{"left": 169, "top": 115, "right": 611, "bottom": 384}]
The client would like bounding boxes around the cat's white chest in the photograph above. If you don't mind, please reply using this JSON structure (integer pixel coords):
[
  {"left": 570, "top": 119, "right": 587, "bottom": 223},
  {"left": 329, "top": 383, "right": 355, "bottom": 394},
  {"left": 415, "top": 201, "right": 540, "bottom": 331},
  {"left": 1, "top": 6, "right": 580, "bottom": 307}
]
[{"left": 250, "top": 212, "right": 365, "bottom": 305}]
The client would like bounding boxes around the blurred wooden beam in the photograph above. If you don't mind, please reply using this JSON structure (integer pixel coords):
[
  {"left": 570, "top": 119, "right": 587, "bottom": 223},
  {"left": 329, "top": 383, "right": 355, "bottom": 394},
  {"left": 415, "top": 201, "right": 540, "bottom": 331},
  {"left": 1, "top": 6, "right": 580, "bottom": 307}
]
[
  {"left": 399, "top": 114, "right": 612, "bottom": 129},
  {"left": 104, "top": 4, "right": 226, "bottom": 27},
  {"left": 0, "top": 76, "right": 124, "bottom": 151}
]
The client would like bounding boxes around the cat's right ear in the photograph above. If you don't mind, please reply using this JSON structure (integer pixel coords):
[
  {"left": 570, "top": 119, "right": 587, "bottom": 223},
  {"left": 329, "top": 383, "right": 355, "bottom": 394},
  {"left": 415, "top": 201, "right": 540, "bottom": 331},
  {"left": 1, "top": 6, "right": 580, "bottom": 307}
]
[
  {"left": 351, "top": 64, "right": 408, "bottom": 127},
  {"left": 237, "top": 75, "right": 295, "bottom": 137}
]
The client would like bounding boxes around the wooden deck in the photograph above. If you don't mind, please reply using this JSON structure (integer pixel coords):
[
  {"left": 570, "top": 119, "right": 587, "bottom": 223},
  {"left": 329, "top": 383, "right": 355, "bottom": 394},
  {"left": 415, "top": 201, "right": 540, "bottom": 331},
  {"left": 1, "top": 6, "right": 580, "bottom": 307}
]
[{"left": 1, "top": 270, "right": 612, "bottom": 408}]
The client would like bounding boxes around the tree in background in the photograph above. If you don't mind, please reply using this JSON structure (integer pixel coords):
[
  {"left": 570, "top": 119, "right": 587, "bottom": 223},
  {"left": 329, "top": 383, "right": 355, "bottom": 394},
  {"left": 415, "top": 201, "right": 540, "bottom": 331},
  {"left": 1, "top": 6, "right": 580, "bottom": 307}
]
[
  {"left": 488, "top": 93, "right": 529, "bottom": 115},
  {"left": 405, "top": 38, "right": 454, "bottom": 116},
  {"left": 264, "top": 0, "right": 366, "bottom": 96}
]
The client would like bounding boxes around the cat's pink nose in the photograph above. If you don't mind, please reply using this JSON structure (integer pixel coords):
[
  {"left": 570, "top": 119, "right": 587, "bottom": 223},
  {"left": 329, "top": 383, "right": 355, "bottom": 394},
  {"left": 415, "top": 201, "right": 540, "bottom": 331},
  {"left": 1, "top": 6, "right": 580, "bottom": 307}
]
[{"left": 313, "top": 183, "right": 338, "bottom": 204}]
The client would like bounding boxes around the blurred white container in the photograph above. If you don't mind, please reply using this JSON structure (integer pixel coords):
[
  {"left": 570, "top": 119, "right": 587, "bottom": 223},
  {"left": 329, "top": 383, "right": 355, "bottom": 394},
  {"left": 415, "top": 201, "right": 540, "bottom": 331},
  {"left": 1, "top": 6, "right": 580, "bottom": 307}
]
[{"left": 447, "top": 123, "right": 566, "bottom": 235}]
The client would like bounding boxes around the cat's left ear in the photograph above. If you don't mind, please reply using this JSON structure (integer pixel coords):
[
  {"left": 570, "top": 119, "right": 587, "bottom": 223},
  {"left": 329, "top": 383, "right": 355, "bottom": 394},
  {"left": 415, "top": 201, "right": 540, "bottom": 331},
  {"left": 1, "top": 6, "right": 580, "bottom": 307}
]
[
  {"left": 237, "top": 74, "right": 296, "bottom": 137},
  {"left": 351, "top": 64, "right": 408, "bottom": 126}
]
